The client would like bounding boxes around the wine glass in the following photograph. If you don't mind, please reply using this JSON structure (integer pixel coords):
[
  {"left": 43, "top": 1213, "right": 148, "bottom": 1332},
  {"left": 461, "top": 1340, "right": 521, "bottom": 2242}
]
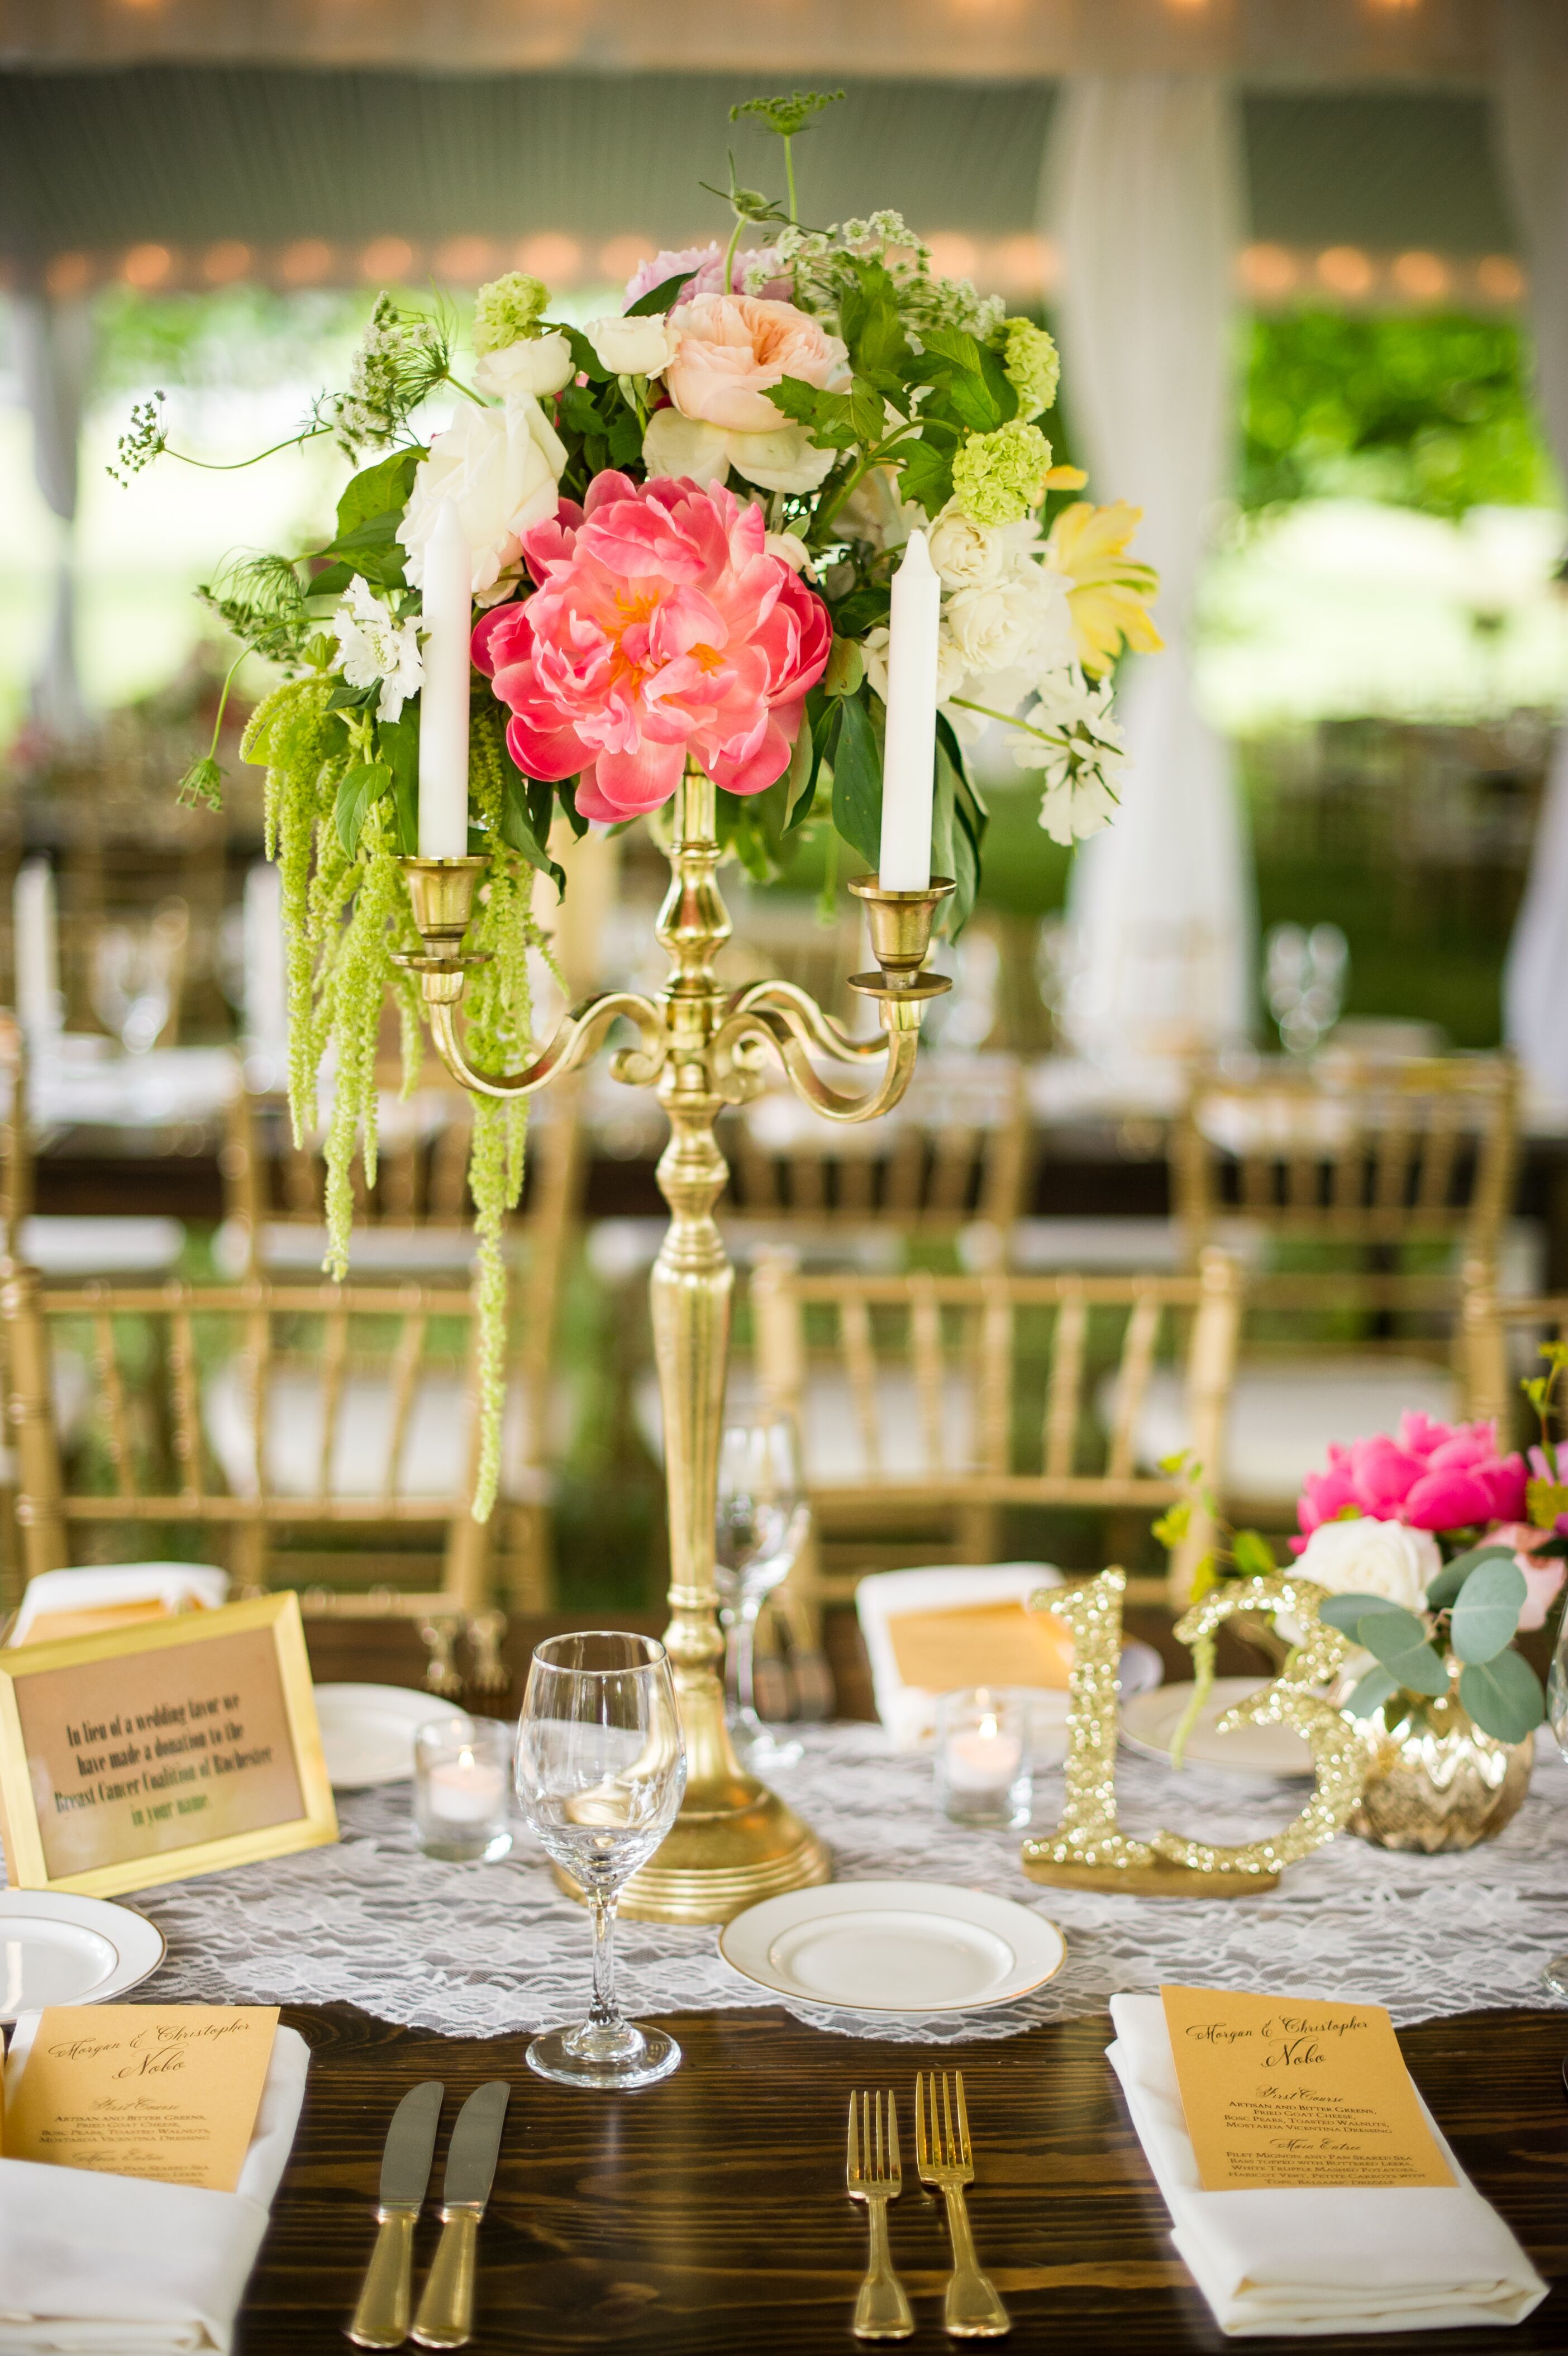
[
  {"left": 515, "top": 1632, "right": 687, "bottom": 2089},
  {"left": 1542, "top": 1619, "right": 1568, "bottom": 1999},
  {"left": 715, "top": 1413, "right": 812, "bottom": 1773}
]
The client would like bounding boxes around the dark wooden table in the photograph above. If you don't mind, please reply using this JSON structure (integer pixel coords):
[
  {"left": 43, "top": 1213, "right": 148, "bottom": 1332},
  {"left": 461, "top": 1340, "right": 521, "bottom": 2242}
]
[
  {"left": 269, "top": 1611, "right": 1568, "bottom": 2352},
  {"left": 240, "top": 2002, "right": 1568, "bottom": 2354}
]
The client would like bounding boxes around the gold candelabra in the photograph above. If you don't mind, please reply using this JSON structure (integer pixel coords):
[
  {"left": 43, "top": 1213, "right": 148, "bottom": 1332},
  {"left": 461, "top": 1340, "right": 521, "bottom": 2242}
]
[{"left": 396, "top": 761, "right": 952, "bottom": 1923}]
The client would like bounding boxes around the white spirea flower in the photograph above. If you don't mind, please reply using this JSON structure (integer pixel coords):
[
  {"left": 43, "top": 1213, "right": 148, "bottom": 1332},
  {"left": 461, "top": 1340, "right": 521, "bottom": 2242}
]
[
  {"left": 473, "top": 331, "right": 574, "bottom": 399},
  {"left": 331, "top": 575, "right": 423, "bottom": 723},
  {"left": 1293, "top": 1516, "right": 1441, "bottom": 1614},
  {"left": 398, "top": 388, "right": 568, "bottom": 600},
  {"left": 331, "top": 293, "right": 406, "bottom": 457},
  {"left": 1010, "top": 668, "right": 1127, "bottom": 845},
  {"left": 587, "top": 313, "right": 680, "bottom": 378}
]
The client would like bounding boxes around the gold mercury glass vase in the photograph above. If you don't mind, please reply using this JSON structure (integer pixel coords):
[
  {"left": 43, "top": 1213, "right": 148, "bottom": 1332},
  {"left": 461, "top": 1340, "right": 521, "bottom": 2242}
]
[{"left": 1338, "top": 1667, "right": 1534, "bottom": 1854}]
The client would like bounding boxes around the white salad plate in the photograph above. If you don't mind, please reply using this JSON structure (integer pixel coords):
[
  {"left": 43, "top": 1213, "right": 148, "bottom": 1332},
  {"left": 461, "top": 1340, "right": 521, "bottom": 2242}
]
[
  {"left": 313, "top": 1682, "right": 446, "bottom": 1789},
  {"left": 0, "top": 1890, "right": 166, "bottom": 2021},
  {"left": 719, "top": 1881, "right": 1066, "bottom": 2015},
  {"left": 1120, "top": 1677, "right": 1314, "bottom": 1780}
]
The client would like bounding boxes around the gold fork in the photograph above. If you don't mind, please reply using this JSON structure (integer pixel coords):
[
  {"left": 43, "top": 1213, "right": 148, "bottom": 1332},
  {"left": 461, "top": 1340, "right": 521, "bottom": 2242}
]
[
  {"left": 846, "top": 2090, "right": 914, "bottom": 2341},
  {"left": 914, "top": 2071, "right": 1011, "bottom": 2339}
]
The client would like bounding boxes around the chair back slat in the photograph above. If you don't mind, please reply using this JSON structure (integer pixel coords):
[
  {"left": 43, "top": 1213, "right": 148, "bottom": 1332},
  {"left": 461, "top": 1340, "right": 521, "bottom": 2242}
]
[
  {"left": 382, "top": 1308, "right": 427, "bottom": 1503},
  {"left": 169, "top": 1297, "right": 204, "bottom": 1501},
  {"left": 92, "top": 1305, "right": 136, "bottom": 1500},
  {"left": 1105, "top": 1293, "right": 1162, "bottom": 1480},
  {"left": 840, "top": 1295, "right": 881, "bottom": 1475},
  {"left": 977, "top": 1285, "right": 1013, "bottom": 1476},
  {"left": 1042, "top": 1290, "right": 1088, "bottom": 1477},
  {"left": 909, "top": 1277, "right": 947, "bottom": 1473},
  {"left": 317, "top": 1289, "right": 350, "bottom": 1499}
]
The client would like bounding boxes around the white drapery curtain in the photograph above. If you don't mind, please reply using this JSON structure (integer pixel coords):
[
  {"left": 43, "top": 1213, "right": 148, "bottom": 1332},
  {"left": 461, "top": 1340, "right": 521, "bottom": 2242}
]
[
  {"left": 1498, "top": 0, "right": 1568, "bottom": 1100},
  {"left": 11, "top": 292, "right": 93, "bottom": 743},
  {"left": 1045, "top": 75, "right": 1253, "bottom": 1070}
]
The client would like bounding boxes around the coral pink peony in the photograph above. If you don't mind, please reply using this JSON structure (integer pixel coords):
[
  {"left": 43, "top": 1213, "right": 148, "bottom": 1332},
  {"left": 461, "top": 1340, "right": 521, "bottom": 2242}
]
[
  {"left": 663, "top": 294, "right": 847, "bottom": 435},
  {"left": 474, "top": 471, "right": 830, "bottom": 821},
  {"left": 1293, "top": 1413, "right": 1527, "bottom": 1547}
]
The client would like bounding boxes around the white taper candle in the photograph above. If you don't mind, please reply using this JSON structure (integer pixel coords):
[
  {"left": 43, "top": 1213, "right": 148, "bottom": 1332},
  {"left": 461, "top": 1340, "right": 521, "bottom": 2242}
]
[
  {"left": 417, "top": 497, "right": 473, "bottom": 860},
  {"left": 13, "top": 859, "right": 61, "bottom": 1039},
  {"left": 877, "top": 528, "right": 941, "bottom": 892}
]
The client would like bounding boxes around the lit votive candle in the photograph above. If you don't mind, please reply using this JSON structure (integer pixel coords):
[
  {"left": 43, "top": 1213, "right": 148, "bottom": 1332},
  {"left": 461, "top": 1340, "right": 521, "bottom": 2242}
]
[
  {"left": 934, "top": 1687, "right": 1031, "bottom": 1830},
  {"left": 414, "top": 1714, "right": 514, "bottom": 1862}
]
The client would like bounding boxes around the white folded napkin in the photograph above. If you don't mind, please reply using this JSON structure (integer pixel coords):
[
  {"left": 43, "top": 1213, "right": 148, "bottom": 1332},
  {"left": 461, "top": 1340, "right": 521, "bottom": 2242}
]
[
  {"left": 11, "top": 1564, "right": 230, "bottom": 1644},
  {"left": 0, "top": 2019, "right": 308, "bottom": 2355},
  {"left": 1107, "top": 1993, "right": 1547, "bottom": 2337}
]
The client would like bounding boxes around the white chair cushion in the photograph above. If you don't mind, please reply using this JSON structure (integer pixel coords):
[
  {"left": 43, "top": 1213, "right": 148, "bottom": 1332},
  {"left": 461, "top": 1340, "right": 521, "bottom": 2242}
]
[
  {"left": 18, "top": 1217, "right": 185, "bottom": 1277},
  {"left": 212, "top": 1220, "right": 483, "bottom": 1281},
  {"left": 1128, "top": 1356, "right": 1461, "bottom": 1504},
  {"left": 633, "top": 1363, "right": 978, "bottom": 1485},
  {"left": 203, "top": 1365, "right": 535, "bottom": 1501}
]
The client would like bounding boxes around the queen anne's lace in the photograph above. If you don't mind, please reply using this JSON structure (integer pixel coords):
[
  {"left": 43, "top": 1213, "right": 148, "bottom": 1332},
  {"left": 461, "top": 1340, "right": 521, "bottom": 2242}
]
[{"left": 119, "top": 1724, "right": 1568, "bottom": 2045}]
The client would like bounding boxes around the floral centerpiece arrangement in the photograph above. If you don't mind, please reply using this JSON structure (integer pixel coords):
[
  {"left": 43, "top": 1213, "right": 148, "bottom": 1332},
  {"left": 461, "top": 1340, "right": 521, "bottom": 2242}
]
[{"left": 118, "top": 89, "right": 1159, "bottom": 1511}]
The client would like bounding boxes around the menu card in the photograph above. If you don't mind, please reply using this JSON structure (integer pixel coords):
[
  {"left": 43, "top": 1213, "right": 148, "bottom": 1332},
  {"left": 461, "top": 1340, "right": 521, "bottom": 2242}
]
[
  {"left": 6, "top": 2005, "right": 279, "bottom": 2192},
  {"left": 887, "top": 1601, "right": 1074, "bottom": 1692},
  {"left": 1161, "top": 1986, "right": 1453, "bottom": 2191}
]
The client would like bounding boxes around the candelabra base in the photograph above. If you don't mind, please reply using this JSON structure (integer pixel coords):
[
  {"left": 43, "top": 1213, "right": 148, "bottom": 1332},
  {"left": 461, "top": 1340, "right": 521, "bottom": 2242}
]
[{"left": 552, "top": 1782, "right": 833, "bottom": 1925}]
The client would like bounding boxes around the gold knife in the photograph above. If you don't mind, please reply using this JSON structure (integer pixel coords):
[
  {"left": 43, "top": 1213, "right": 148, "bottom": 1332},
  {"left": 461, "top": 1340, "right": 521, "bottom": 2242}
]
[
  {"left": 346, "top": 2080, "right": 444, "bottom": 2349},
  {"left": 411, "top": 2081, "right": 510, "bottom": 2350}
]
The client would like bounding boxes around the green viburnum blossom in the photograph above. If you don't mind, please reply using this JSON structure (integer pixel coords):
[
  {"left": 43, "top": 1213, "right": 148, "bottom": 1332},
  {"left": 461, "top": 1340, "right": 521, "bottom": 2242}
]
[
  {"left": 950, "top": 418, "right": 1054, "bottom": 526},
  {"left": 1000, "top": 318, "right": 1061, "bottom": 421},
  {"left": 473, "top": 271, "right": 550, "bottom": 354}
]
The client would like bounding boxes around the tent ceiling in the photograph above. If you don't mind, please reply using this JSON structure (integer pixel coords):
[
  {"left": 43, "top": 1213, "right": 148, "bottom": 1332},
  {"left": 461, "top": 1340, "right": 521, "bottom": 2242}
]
[
  {"left": 0, "top": 0, "right": 1498, "bottom": 89},
  {"left": 0, "top": 68, "right": 1518, "bottom": 285}
]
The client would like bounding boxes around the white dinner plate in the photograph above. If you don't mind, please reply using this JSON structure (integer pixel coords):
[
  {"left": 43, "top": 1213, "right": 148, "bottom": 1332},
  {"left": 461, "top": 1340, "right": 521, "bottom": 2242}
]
[
  {"left": 719, "top": 1881, "right": 1066, "bottom": 2015},
  {"left": 1120, "top": 1677, "right": 1314, "bottom": 1780},
  {"left": 313, "top": 1683, "right": 446, "bottom": 1789},
  {"left": 0, "top": 1890, "right": 166, "bottom": 2021}
]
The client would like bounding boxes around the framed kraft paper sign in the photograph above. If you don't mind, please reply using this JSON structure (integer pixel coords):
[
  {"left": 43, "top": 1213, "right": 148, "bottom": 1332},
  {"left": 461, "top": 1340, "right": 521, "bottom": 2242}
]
[{"left": 0, "top": 1591, "right": 337, "bottom": 1897}]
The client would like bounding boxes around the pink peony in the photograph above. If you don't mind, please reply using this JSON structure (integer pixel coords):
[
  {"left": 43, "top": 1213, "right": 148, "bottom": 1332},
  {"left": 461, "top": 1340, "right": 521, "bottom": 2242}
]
[
  {"left": 663, "top": 293, "right": 847, "bottom": 435},
  {"left": 1486, "top": 1523, "right": 1568, "bottom": 1631},
  {"left": 1294, "top": 1413, "right": 1527, "bottom": 1546},
  {"left": 474, "top": 471, "right": 830, "bottom": 821},
  {"left": 625, "top": 241, "right": 792, "bottom": 308}
]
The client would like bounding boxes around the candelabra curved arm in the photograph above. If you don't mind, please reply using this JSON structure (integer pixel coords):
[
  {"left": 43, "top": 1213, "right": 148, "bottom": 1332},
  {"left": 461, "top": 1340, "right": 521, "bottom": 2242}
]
[
  {"left": 711, "top": 986, "right": 924, "bottom": 1126},
  {"left": 423, "top": 988, "right": 669, "bottom": 1101}
]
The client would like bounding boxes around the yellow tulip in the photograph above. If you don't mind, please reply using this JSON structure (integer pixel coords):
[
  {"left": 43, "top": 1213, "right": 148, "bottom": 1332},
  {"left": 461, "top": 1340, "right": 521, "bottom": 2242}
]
[{"left": 1044, "top": 499, "right": 1163, "bottom": 677}]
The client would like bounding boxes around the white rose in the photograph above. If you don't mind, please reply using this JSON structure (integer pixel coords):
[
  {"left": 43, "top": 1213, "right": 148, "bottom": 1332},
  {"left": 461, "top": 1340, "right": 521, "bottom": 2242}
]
[
  {"left": 1294, "top": 1517, "right": 1440, "bottom": 1615},
  {"left": 398, "top": 390, "right": 568, "bottom": 600},
  {"left": 762, "top": 529, "right": 814, "bottom": 575},
  {"left": 641, "top": 404, "right": 835, "bottom": 497},
  {"left": 927, "top": 504, "right": 1008, "bottom": 592},
  {"left": 473, "top": 331, "right": 574, "bottom": 398},
  {"left": 587, "top": 313, "right": 680, "bottom": 378},
  {"left": 945, "top": 566, "right": 1074, "bottom": 679},
  {"left": 862, "top": 621, "right": 968, "bottom": 708}
]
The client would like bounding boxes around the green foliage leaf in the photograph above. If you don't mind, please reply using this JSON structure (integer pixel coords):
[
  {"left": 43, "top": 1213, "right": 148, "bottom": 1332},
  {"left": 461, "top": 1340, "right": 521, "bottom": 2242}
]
[
  {"left": 1424, "top": 1545, "right": 1518, "bottom": 1613},
  {"left": 769, "top": 375, "right": 857, "bottom": 447},
  {"left": 497, "top": 765, "right": 565, "bottom": 895},
  {"left": 897, "top": 434, "right": 956, "bottom": 520},
  {"left": 1151, "top": 1500, "right": 1191, "bottom": 1550},
  {"left": 376, "top": 709, "right": 420, "bottom": 853},
  {"left": 1231, "top": 1529, "right": 1278, "bottom": 1578},
  {"left": 561, "top": 324, "right": 610, "bottom": 383},
  {"left": 1449, "top": 1556, "right": 1527, "bottom": 1663},
  {"left": 333, "top": 760, "right": 389, "bottom": 857},
  {"left": 336, "top": 447, "right": 421, "bottom": 541},
  {"left": 827, "top": 586, "right": 891, "bottom": 639},
  {"left": 555, "top": 778, "right": 589, "bottom": 840},
  {"left": 1458, "top": 1651, "right": 1546, "bottom": 1743},
  {"left": 625, "top": 271, "right": 693, "bottom": 317},
  {"left": 823, "top": 635, "right": 865, "bottom": 697},
  {"left": 830, "top": 689, "right": 882, "bottom": 867},
  {"left": 837, "top": 261, "right": 911, "bottom": 381},
  {"left": 1356, "top": 1608, "right": 1450, "bottom": 1695},
  {"left": 1318, "top": 1590, "right": 1402, "bottom": 1635},
  {"left": 1345, "top": 1665, "right": 1399, "bottom": 1720},
  {"left": 849, "top": 378, "right": 888, "bottom": 452}
]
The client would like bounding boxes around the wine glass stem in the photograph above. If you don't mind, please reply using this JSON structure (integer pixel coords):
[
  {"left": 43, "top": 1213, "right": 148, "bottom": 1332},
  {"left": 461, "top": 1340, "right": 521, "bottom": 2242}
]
[
  {"left": 734, "top": 1595, "right": 762, "bottom": 1723},
  {"left": 588, "top": 1888, "right": 621, "bottom": 2030}
]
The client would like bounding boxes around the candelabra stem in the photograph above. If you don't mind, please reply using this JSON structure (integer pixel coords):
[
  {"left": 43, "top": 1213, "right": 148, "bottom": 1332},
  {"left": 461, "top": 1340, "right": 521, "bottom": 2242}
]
[{"left": 618, "top": 765, "right": 830, "bottom": 1921}]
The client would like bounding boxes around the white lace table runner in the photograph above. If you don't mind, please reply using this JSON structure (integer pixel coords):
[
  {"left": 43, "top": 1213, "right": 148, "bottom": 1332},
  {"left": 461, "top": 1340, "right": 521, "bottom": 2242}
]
[{"left": 122, "top": 1725, "right": 1568, "bottom": 2044}]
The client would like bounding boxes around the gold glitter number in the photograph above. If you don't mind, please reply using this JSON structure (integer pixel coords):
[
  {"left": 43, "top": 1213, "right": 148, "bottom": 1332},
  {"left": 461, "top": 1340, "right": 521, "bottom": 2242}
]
[{"left": 1026, "top": 1568, "right": 1367, "bottom": 1886}]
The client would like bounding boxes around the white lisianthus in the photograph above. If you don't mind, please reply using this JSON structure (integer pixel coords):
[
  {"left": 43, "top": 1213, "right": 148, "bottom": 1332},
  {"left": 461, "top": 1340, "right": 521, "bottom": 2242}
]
[
  {"left": 945, "top": 563, "right": 1074, "bottom": 679},
  {"left": 473, "top": 331, "right": 574, "bottom": 399},
  {"left": 1293, "top": 1516, "right": 1441, "bottom": 1615},
  {"left": 861, "top": 620, "right": 970, "bottom": 712},
  {"left": 587, "top": 313, "right": 680, "bottom": 378},
  {"left": 1011, "top": 668, "right": 1127, "bottom": 845},
  {"left": 331, "top": 575, "right": 423, "bottom": 723},
  {"left": 398, "top": 388, "right": 568, "bottom": 602},
  {"left": 927, "top": 504, "right": 1008, "bottom": 592},
  {"left": 641, "top": 404, "right": 835, "bottom": 496}
]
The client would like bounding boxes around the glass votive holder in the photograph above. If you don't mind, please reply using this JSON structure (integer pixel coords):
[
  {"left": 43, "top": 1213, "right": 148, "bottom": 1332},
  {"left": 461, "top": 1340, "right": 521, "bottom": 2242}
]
[
  {"left": 933, "top": 1687, "right": 1031, "bottom": 1830},
  {"left": 413, "top": 1714, "right": 514, "bottom": 1862}
]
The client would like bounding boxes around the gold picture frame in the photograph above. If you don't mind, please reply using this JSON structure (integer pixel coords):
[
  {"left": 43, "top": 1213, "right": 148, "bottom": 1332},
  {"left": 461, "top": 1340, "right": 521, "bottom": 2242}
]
[{"left": 0, "top": 1591, "right": 337, "bottom": 1897}]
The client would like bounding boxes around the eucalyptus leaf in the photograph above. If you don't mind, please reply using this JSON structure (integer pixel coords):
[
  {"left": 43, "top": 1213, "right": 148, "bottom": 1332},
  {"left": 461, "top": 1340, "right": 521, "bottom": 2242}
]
[
  {"left": 1448, "top": 1556, "right": 1527, "bottom": 1664},
  {"left": 1458, "top": 1651, "right": 1546, "bottom": 1744},
  {"left": 1356, "top": 1609, "right": 1450, "bottom": 1695},
  {"left": 1344, "top": 1665, "right": 1399, "bottom": 1720},
  {"left": 1424, "top": 1546, "right": 1517, "bottom": 1614},
  {"left": 1318, "top": 1591, "right": 1400, "bottom": 1635}
]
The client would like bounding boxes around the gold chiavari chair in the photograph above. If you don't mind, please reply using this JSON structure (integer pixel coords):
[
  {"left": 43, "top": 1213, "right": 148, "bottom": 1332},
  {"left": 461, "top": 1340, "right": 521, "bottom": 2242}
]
[
  {"left": 1145, "top": 1052, "right": 1521, "bottom": 1522},
  {"left": 1461, "top": 1270, "right": 1568, "bottom": 1447},
  {"left": 751, "top": 1248, "right": 1240, "bottom": 1616},
  {"left": 1, "top": 1270, "right": 551, "bottom": 1615}
]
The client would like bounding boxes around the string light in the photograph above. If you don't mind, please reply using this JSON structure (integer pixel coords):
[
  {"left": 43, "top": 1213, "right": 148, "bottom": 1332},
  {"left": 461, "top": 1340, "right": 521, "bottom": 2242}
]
[
  {"left": 1476, "top": 254, "right": 1524, "bottom": 304},
  {"left": 1238, "top": 242, "right": 1298, "bottom": 298},
  {"left": 599, "top": 233, "right": 656, "bottom": 282},
  {"left": 201, "top": 240, "right": 251, "bottom": 285},
  {"left": 44, "top": 250, "right": 92, "bottom": 297},
  {"left": 1316, "top": 244, "right": 1374, "bottom": 298},
  {"left": 516, "top": 233, "right": 582, "bottom": 282},
  {"left": 433, "top": 235, "right": 492, "bottom": 283},
  {"left": 279, "top": 238, "right": 332, "bottom": 285},
  {"left": 1391, "top": 248, "right": 1448, "bottom": 302},
  {"left": 122, "top": 242, "right": 173, "bottom": 289},
  {"left": 360, "top": 235, "right": 415, "bottom": 282},
  {"left": 925, "top": 232, "right": 978, "bottom": 281}
]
